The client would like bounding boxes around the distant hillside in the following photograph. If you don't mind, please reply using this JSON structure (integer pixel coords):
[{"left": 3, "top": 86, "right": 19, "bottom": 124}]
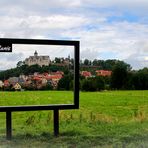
[
  {"left": 0, "top": 59, "right": 131, "bottom": 81},
  {"left": 0, "top": 64, "right": 69, "bottom": 81}
]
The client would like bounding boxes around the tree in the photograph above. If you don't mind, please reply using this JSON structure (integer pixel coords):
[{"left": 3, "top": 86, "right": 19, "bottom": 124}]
[
  {"left": 111, "top": 63, "right": 128, "bottom": 89},
  {"left": 92, "top": 59, "right": 98, "bottom": 66},
  {"left": 94, "top": 76, "right": 105, "bottom": 91},
  {"left": 24, "top": 64, "right": 42, "bottom": 74},
  {"left": 132, "top": 68, "right": 148, "bottom": 90},
  {"left": 81, "top": 76, "right": 105, "bottom": 91},
  {"left": 54, "top": 57, "right": 61, "bottom": 63},
  {"left": 41, "top": 82, "right": 53, "bottom": 90},
  {"left": 17, "top": 61, "right": 25, "bottom": 67},
  {"left": 57, "top": 75, "right": 73, "bottom": 90},
  {"left": 84, "top": 59, "right": 90, "bottom": 66},
  {"left": 41, "top": 65, "right": 49, "bottom": 73},
  {"left": 81, "top": 78, "right": 96, "bottom": 91}
]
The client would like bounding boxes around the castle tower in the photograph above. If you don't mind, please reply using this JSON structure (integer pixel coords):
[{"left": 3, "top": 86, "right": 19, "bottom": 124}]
[
  {"left": 68, "top": 54, "right": 70, "bottom": 60},
  {"left": 34, "top": 50, "right": 38, "bottom": 57}
]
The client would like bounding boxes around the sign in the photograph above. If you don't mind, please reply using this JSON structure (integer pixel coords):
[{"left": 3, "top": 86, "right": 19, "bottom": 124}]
[
  {"left": 0, "top": 38, "right": 80, "bottom": 139},
  {"left": 0, "top": 38, "right": 79, "bottom": 110},
  {"left": 0, "top": 43, "right": 12, "bottom": 52}
]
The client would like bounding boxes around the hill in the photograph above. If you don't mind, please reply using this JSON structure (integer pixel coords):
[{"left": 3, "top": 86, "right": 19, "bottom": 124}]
[{"left": 0, "top": 59, "right": 130, "bottom": 80}]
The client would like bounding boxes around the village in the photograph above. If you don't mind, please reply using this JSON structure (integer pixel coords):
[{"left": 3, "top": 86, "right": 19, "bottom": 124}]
[
  {"left": 0, "top": 71, "right": 63, "bottom": 91},
  {"left": 0, "top": 70, "right": 112, "bottom": 91}
]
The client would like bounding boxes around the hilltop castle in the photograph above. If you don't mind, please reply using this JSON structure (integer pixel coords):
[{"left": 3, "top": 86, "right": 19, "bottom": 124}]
[{"left": 24, "top": 51, "right": 50, "bottom": 67}]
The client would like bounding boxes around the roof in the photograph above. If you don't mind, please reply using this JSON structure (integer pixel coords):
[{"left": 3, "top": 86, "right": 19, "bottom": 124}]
[
  {"left": 33, "top": 74, "right": 63, "bottom": 81},
  {"left": 81, "top": 71, "right": 92, "bottom": 77},
  {"left": 45, "top": 75, "right": 63, "bottom": 80},
  {"left": 4, "top": 80, "right": 10, "bottom": 86},
  {"left": 33, "top": 76, "right": 42, "bottom": 81},
  {"left": 96, "top": 70, "right": 112, "bottom": 76}
]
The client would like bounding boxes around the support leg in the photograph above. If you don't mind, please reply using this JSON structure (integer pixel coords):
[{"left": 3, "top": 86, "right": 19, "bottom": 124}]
[
  {"left": 53, "top": 110, "right": 59, "bottom": 136},
  {"left": 6, "top": 111, "right": 12, "bottom": 140}
]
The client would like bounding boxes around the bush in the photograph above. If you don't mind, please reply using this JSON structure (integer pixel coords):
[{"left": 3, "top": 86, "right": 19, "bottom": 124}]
[
  {"left": 95, "top": 76, "right": 105, "bottom": 91},
  {"left": 81, "top": 78, "right": 96, "bottom": 91},
  {"left": 81, "top": 76, "right": 105, "bottom": 91},
  {"left": 57, "top": 74, "right": 73, "bottom": 90}
]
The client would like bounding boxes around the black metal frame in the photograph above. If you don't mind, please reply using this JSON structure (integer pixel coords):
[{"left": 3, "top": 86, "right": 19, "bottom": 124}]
[{"left": 0, "top": 38, "right": 80, "bottom": 140}]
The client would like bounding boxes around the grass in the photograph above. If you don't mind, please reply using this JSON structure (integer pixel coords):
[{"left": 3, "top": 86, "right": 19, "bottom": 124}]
[
  {"left": 0, "top": 90, "right": 148, "bottom": 148},
  {"left": 0, "top": 91, "right": 73, "bottom": 106}
]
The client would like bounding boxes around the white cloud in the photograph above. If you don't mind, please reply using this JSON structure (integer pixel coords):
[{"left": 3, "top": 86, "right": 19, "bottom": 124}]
[
  {"left": 0, "top": 0, "right": 148, "bottom": 70},
  {"left": 145, "top": 57, "right": 148, "bottom": 61},
  {"left": 27, "top": 15, "right": 88, "bottom": 29},
  {"left": 0, "top": 53, "right": 24, "bottom": 70},
  {"left": 0, "top": 15, "right": 88, "bottom": 30}
]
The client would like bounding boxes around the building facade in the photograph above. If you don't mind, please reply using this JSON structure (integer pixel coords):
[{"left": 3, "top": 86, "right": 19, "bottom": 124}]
[
  {"left": 96, "top": 70, "right": 112, "bottom": 77},
  {"left": 25, "top": 51, "right": 50, "bottom": 67}
]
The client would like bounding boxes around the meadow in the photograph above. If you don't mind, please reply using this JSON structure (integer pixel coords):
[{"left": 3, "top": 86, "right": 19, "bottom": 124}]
[{"left": 0, "top": 90, "right": 148, "bottom": 148}]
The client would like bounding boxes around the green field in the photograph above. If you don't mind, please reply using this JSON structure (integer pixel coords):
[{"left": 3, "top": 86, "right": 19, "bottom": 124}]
[
  {"left": 0, "top": 90, "right": 148, "bottom": 148},
  {"left": 0, "top": 91, "right": 74, "bottom": 106}
]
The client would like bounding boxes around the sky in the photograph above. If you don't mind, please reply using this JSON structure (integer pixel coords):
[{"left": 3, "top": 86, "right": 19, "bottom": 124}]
[{"left": 0, "top": 0, "right": 148, "bottom": 70}]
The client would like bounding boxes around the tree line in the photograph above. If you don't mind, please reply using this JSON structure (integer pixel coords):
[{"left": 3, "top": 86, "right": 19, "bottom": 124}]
[
  {"left": 0, "top": 59, "right": 147, "bottom": 91},
  {"left": 58, "top": 62, "right": 148, "bottom": 91},
  {"left": 81, "top": 59, "right": 147, "bottom": 90}
]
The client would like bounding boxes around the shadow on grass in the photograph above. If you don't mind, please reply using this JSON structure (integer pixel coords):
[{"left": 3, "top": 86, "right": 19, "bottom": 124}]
[
  {"left": 0, "top": 132, "right": 148, "bottom": 148},
  {"left": 121, "top": 134, "right": 148, "bottom": 143},
  {"left": 10, "top": 133, "right": 114, "bottom": 147}
]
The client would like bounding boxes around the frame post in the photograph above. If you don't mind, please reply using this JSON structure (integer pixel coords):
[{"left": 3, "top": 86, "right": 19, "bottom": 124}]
[
  {"left": 53, "top": 109, "right": 59, "bottom": 136},
  {"left": 6, "top": 111, "right": 12, "bottom": 140}
]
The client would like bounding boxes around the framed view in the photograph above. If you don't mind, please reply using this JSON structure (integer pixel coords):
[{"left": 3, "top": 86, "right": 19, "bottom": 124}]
[{"left": 0, "top": 38, "right": 79, "bottom": 111}]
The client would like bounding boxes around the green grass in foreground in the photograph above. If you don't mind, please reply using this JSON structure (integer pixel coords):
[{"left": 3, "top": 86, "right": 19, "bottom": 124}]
[{"left": 0, "top": 90, "right": 148, "bottom": 148}]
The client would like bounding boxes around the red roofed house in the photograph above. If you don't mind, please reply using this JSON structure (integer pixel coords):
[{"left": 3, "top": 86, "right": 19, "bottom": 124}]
[
  {"left": 96, "top": 70, "right": 112, "bottom": 77},
  {"left": 25, "top": 72, "right": 63, "bottom": 89},
  {"left": 55, "top": 71, "right": 64, "bottom": 75},
  {"left": 81, "top": 71, "right": 92, "bottom": 78},
  {"left": 45, "top": 74, "right": 62, "bottom": 81},
  {"left": 4, "top": 80, "right": 10, "bottom": 87},
  {"left": 45, "top": 74, "right": 63, "bottom": 89},
  {"left": 33, "top": 76, "right": 42, "bottom": 81},
  {"left": 33, "top": 75, "right": 48, "bottom": 89}
]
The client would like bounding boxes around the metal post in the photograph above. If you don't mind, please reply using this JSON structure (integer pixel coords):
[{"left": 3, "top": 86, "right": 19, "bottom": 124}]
[
  {"left": 53, "top": 109, "right": 59, "bottom": 136},
  {"left": 6, "top": 111, "right": 12, "bottom": 140}
]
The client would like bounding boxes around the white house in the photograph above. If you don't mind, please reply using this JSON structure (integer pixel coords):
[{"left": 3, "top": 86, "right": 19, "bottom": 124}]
[{"left": 0, "top": 80, "right": 4, "bottom": 88}]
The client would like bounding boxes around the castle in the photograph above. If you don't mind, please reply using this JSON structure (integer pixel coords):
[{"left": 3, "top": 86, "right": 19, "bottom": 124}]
[{"left": 24, "top": 51, "right": 50, "bottom": 67}]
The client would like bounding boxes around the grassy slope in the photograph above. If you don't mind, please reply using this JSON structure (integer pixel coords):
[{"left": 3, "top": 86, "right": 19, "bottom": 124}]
[{"left": 0, "top": 90, "right": 148, "bottom": 148}]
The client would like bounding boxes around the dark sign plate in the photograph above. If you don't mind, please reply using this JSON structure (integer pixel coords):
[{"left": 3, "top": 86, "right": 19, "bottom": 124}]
[{"left": 0, "top": 43, "right": 12, "bottom": 52}]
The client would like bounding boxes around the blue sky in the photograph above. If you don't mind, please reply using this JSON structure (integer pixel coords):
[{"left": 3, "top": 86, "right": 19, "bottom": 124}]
[{"left": 0, "top": 0, "right": 148, "bottom": 70}]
